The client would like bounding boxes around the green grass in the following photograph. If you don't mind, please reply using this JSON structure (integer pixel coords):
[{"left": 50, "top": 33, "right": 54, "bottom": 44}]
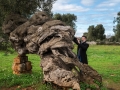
[
  {"left": 0, "top": 51, "right": 43, "bottom": 89},
  {"left": 74, "top": 45, "right": 120, "bottom": 90},
  {"left": 0, "top": 45, "right": 120, "bottom": 90},
  {"left": 87, "top": 45, "right": 120, "bottom": 83}
]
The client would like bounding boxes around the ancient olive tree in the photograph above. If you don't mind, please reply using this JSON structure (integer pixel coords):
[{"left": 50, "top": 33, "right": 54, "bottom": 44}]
[
  {"left": 1, "top": 0, "right": 102, "bottom": 89},
  {"left": 0, "top": 0, "right": 57, "bottom": 50},
  {"left": 2, "top": 11, "right": 102, "bottom": 90}
]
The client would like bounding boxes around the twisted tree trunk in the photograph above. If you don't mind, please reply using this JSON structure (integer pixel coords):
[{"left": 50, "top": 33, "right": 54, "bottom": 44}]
[{"left": 2, "top": 11, "right": 102, "bottom": 90}]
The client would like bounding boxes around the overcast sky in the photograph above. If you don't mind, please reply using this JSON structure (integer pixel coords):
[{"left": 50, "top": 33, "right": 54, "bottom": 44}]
[{"left": 52, "top": 0, "right": 120, "bottom": 37}]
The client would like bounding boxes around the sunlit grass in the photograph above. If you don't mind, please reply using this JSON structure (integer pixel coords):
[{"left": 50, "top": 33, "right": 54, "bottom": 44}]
[
  {"left": 0, "top": 51, "right": 42, "bottom": 88},
  {"left": 87, "top": 45, "right": 120, "bottom": 83},
  {"left": 0, "top": 45, "right": 120, "bottom": 89}
]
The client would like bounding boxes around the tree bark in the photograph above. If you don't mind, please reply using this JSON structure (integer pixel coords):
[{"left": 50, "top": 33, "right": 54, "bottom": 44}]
[{"left": 2, "top": 11, "right": 102, "bottom": 90}]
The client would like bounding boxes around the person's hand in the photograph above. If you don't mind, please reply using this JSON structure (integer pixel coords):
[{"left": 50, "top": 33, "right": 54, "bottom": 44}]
[{"left": 77, "top": 38, "right": 80, "bottom": 44}]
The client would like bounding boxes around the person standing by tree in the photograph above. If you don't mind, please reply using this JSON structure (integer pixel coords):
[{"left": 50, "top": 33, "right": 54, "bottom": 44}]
[{"left": 73, "top": 36, "right": 89, "bottom": 64}]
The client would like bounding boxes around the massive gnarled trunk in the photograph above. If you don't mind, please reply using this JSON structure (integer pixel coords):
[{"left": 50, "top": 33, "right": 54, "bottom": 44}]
[{"left": 2, "top": 12, "right": 102, "bottom": 90}]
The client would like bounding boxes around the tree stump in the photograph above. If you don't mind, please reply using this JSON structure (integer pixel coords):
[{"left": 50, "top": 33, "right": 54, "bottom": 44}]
[{"left": 12, "top": 55, "right": 32, "bottom": 74}]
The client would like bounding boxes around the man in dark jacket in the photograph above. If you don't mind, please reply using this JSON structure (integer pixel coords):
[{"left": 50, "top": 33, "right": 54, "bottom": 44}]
[{"left": 73, "top": 36, "right": 89, "bottom": 64}]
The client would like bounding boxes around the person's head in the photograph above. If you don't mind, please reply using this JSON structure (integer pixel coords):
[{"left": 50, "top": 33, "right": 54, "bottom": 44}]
[{"left": 81, "top": 36, "right": 87, "bottom": 42}]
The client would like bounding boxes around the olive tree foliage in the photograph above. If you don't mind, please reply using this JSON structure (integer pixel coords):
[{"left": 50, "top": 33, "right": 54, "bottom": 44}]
[
  {"left": 113, "top": 12, "right": 120, "bottom": 41},
  {"left": 0, "top": 11, "right": 9, "bottom": 50},
  {"left": 83, "top": 32, "right": 88, "bottom": 37},
  {"left": 53, "top": 13, "right": 77, "bottom": 30},
  {"left": 39, "top": 0, "right": 57, "bottom": 17},
  {"left": 87, "top": 24, "right": 105, "bottom": 41},
  {"left": 0, "top": 0, "right": 57, "bottom": 17},
  {"left": 0, "top": 0, "right": 37, "bottom": 17},
  {"left": 0, "top": 0, "right": 57, "bottom": 50},
  {"left": 95, "top": 24, "right": 105, "bottom": 41},
  {"left": 87, "top": 25, "right": 96, "bottom": 41}
]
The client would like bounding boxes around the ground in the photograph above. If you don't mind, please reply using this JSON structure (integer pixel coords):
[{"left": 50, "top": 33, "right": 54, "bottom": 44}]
[{"left": 0, "top": 45, "right": 120, "bottom": 90}]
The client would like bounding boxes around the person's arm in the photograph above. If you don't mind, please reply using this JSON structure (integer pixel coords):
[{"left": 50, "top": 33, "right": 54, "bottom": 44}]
[
  {"left": 73, "top": 37, "right": 79, "bottom": 45},
  {"left": 79, "top": 43, "right": 89, "bottom": 50}
]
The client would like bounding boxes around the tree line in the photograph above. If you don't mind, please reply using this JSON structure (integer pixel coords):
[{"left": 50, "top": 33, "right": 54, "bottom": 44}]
[
  {"left": 83, "top": 24, "right": 105, "bottom": 41},
  {"left": 82, "top": 11, "right": 120, "bottom": 42},
  {"left": 113, "top": 12, "right": 120, "bottom": 42}
]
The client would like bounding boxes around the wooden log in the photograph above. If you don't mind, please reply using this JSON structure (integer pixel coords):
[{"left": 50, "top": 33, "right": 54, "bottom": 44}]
[
  {"left": 12, "top": 63, "right": 26, "bottom": 72},
  {"left": 25, "top": 61, "right": 32, "bottom": 71},
  {"left": 14, "top": 56, "right": 28, "bottom": 64}
]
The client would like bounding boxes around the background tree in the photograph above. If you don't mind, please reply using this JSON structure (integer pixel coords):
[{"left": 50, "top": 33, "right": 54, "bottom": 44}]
[
  {"left": 87, "top": 25, "right": 96, "bottom": 41},
  {"left": 95, "top": 24, "right": 105, "bottom": 41},
  {"left": 113, "top": 12, "right": 120, "bottom": 41},
  {"left": 87, "top": 24, "right": 105, "bottom": 41},
  {"left": 39, "top": 0, "right": 57, "bottom": 17},
  {"left": 109, "top": 36, "right": 116, "bottom": 42},
  {"left": 0, "top": 11, "right": 8, "bottom": 50},
  {"left": 83, "top": 32, "right": 88, "bottom": 37},
  {"left": 87, "top": 24, "right": 106, "bottom": 41},
  {"left": 53, "top": 13, "right": 77, "bottom": 30}
]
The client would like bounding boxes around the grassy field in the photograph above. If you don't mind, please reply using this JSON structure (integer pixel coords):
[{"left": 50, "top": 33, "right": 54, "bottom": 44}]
[
  {"left": 87, "top": 45, "right": 120, "bottom": 90},
  {"left": 0, "top": 45, "right": 120, "bottom": 90}
]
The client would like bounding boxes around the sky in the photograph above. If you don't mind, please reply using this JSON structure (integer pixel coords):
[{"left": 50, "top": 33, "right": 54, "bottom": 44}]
[{"left": 52, "top": 0, "right": 120, "bottom": 37}]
